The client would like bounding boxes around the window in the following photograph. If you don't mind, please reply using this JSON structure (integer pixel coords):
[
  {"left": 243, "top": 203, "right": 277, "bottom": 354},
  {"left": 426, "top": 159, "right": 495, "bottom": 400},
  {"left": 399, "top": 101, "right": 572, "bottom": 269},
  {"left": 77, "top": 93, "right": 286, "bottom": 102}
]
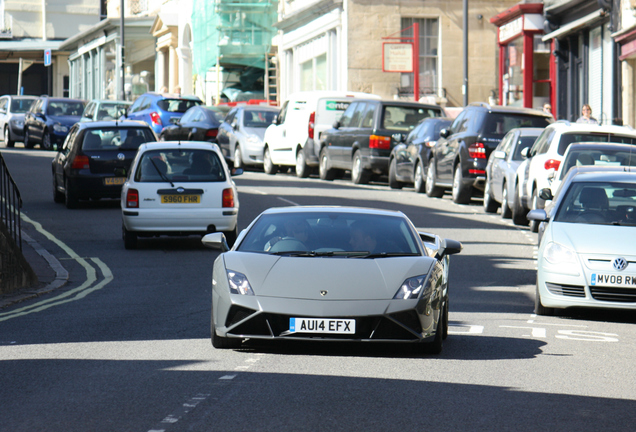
[
  {"left": 401, "top": 18, "right": 440, "bottom": 95},
  {"left": 300, "top": 54, "right": 327, "bottom": 92}
]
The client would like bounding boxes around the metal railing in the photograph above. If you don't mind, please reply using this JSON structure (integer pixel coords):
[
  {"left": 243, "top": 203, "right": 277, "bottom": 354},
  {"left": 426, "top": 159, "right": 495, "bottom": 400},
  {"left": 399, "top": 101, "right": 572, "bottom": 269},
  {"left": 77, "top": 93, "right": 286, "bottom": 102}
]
[{"left": 0, "top": 151, "right": 22, "bottom": 250}]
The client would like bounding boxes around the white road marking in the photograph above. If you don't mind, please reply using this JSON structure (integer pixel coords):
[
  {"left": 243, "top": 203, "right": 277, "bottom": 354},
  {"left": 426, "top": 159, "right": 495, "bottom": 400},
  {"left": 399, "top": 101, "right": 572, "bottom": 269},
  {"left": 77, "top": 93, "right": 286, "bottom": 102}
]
[
  {"left": 448, "top": 324, "right": 484, "bottom": 334},
  {"left": 500, "top": 325, "right": 547, "bottom": 338},
  {"left": 219, "top": 375, "right": 237, "bottom": 380},
  {"left": 277, "top": 196, "right": 299, "bottom": 206},
  {"left": 147, "top": 393, "right": 211, "bottom": 432}
]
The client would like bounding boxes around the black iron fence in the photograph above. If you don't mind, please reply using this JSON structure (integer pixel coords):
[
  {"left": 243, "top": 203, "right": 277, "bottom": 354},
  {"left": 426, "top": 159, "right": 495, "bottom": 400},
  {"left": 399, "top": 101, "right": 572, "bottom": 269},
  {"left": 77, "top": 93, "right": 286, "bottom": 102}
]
[{"left": 0, "top": 151, "right": 22, "bottom": 249}]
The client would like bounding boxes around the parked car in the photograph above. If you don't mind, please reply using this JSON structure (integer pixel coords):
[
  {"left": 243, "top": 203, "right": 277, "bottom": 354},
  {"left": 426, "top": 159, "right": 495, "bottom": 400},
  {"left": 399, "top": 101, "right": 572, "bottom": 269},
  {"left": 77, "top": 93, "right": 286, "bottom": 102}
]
[
  {"left": 80, "top": 99, "right": 131, "bottom": 122},
  {"left": 527, "top": 167, "right": 636, "bottom": 316},
  {"left": 52, "top": 120, "right": 157, "bottom": 209},
  {"left": 120, "top": 141, "right": 241, "bottom": 249},
  {"left": 0, "top": 95, "right": 37, "bottom": 147},
  {"left": 24, "top": 96, "right": 86, "bottom": 150},
  {"left": 158, "top": 105, "right": 222, "bottom": 142},
  {"left": 216, "top": 105, "right": 279, "bottom": 168},
  {"left": 319, "top": 100, "right": 445, "bottom": 184},
  {"left": 201, "top": 206, "right": 462, "bottom": 354},
  {"left": 122, "top": 92, "right": 203, "bottom": 135},
  {"left": 483, "top": 127, "right": 544, "bottom": 217},
  {"left": 425, "top": 103, "right": 552, "bottom": 204},
  {"left": 262, "top": 90, "right": 381, "bottom": 177},
  {"left": 388, "top": 117, "right": 452, "bottom": 192},
  {"left": 512, "top": 121, "right": 636, "bottom": 231}
]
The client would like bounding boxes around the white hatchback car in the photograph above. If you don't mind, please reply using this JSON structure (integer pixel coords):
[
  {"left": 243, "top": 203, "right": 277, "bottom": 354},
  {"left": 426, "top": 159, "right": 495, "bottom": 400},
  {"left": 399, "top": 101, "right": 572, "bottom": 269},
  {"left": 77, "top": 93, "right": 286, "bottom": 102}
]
[
  {"left": 528, "top": 167, "right": 636, "bottom": 316},
  {"left": 121, "top": 142, "right": 241, "bottom": 249},
  {"left": 513, "top": 121, "right": 636, "bottom": 231}
]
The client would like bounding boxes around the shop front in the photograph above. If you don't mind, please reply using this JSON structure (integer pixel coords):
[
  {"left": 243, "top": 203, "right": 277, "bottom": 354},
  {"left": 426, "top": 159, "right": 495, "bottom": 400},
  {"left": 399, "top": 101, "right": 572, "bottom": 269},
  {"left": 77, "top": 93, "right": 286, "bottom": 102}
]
[{"left": 490, "top": 3, "right": 551, "bottom": 111}]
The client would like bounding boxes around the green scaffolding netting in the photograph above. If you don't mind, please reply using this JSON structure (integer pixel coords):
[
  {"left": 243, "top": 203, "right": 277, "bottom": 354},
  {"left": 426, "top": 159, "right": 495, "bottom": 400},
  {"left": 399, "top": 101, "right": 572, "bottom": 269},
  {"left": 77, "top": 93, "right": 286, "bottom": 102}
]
[{"left": 192, "top": 0, "right": 278, "bottom": 77}]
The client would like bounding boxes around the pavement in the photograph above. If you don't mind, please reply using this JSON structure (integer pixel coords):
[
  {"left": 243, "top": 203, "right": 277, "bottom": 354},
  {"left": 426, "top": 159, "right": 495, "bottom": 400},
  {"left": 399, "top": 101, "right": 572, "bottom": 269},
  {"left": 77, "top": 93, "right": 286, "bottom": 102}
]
[{"left": 0, "top": 229, "right": 69, "bottom": 309}]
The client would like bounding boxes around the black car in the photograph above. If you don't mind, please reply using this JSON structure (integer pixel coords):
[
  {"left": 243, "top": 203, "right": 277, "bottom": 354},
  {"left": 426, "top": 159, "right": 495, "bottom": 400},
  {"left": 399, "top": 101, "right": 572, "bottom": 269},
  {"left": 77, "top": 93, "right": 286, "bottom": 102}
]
[
  {"left": 52, "top": 120, "right": 157, "bottom": 208},
  {"left": 388, "top": 117, "right": 452, "bottom": 192},
  {"left": 0, "top": 95, "right": 37, "bottom": 147},
  {"left": 425, "top": 102, "right": 553, "bottom": 204},
  {"left": 24, "top": 96, "right": 86, "bottom": 150},
  {"left": 319, "top": 100, "right": 445, "bottom": 184},
  {"left": 158, "top": 106, "right": 221, "bottom": 142}
]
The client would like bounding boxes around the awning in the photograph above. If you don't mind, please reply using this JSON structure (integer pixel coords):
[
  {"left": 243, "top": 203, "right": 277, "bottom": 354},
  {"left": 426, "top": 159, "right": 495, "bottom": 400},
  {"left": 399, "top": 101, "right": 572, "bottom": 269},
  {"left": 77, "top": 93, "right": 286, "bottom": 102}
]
[{"left": 542, "top": 9, "right": 606, "bottom": 41}]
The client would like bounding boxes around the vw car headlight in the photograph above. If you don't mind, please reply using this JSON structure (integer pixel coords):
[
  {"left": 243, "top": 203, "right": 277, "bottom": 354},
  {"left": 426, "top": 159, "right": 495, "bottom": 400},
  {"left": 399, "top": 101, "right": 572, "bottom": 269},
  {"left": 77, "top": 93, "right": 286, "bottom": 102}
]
[
  {"left": 53, "top": 123, "right": 68, "bottom": 133},
  {"left": 227, "top": 270, "right": 254, "bottom": 295},
  {"left": 394, "top": 275, "right": 427, "bottom": 300},
  {"left": 543, "top": 242, "right": 577, "bottom": 265}
]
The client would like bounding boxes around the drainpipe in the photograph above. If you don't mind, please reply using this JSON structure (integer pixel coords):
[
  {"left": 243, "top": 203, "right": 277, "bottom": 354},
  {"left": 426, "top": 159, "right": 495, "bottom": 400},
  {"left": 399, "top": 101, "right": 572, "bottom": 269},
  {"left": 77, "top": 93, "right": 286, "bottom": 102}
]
[{"left": 42, "top": 0, "right": 46, "bottom": 41}]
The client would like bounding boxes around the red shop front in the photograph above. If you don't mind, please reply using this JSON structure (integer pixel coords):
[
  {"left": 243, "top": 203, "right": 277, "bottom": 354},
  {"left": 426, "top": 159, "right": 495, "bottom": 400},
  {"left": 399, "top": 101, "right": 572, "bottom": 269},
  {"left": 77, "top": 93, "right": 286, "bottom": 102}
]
[{"left": 490, "top": 3, "right": 554, "bottom": 111}]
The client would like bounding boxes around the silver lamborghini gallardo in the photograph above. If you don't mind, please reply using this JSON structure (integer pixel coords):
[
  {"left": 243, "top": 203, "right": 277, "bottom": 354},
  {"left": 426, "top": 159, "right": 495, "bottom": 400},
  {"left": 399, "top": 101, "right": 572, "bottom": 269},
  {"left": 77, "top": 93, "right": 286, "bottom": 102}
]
[{"left": 202, "top": 206, "right": 462, "bottom": 354}]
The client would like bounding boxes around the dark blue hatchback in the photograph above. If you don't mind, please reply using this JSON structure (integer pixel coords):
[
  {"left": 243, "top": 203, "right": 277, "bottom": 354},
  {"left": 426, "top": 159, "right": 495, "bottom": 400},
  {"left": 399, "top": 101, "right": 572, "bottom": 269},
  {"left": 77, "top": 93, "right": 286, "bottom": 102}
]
[
  {"left": 24, "top": 96, "right": 86, "bottom": 150},
  {"left": 123, "top": 92, "right": 203, "bottom": 135}
]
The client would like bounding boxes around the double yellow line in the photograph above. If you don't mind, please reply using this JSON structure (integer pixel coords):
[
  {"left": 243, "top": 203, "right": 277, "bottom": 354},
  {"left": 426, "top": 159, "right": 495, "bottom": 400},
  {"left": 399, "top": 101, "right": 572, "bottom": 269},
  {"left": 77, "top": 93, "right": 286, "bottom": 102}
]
[{"left": 0, "top": 214, "right": 113, "bottom": 322}]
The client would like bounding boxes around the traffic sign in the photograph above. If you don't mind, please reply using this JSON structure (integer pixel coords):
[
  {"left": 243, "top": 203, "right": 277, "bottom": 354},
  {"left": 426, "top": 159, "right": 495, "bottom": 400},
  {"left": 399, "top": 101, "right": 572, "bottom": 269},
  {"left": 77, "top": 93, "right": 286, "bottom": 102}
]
[{"left": 44, "top": 49, "right": 51, "bottom": 67}]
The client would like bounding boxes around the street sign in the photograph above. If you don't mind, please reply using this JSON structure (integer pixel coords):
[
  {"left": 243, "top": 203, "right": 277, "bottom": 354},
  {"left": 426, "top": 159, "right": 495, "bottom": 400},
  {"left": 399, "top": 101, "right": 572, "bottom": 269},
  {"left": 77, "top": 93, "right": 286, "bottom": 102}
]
[{"left": 44, "top": 49, "right": 52, "bottom": 67}]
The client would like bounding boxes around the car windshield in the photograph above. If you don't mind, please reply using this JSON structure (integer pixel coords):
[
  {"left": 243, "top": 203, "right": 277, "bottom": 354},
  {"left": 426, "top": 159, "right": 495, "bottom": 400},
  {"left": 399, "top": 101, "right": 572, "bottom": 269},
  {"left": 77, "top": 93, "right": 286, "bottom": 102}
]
[
  {"left": 81, "top": 128, "right": 157, "bottom": 151},
  {"left": 557, "top": 133, "right": 636, "bottom": 155},
  {"left": 382, "top": 106, "right": 443, "bottom": 131},
  {"left": 559, "top": 148, "right": 636, "bottom": 180},
  {"left": 243, "top": 110, "right": 277, "bottom": 128},
  {"left": 135, "top": 149, "right": 226, "bottom": 183},
  {"left": 95, "top": 103, "right": 129, "bottom": 121},
  {"left": 47, "top": 101, "right": 85, "bottom": 116},
  {"left": 238, "top": 212, "right": 422, "bottom": 256},
  {"left": 157, "top": 99, "right": 203, "bottom": 113},
  {"left": 483, "top": 114, "right": 551, "bottom": 138},
  {"left": 554, "top": 181, "right": 636, "bottom": 226},
  {"left": 10, "top": 99, "right": 34, "bottom": 113}
]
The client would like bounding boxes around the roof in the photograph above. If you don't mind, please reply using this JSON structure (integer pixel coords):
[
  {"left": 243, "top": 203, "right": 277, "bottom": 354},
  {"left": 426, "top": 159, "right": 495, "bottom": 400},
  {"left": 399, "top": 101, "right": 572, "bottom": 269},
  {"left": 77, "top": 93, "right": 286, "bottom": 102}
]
[
  {"left": 261, "top": 206, "right": 407, "bottom": 217},
  {"left": 567, "top": 166, "right": 636, "bottom": 182},
  {"left": 467, "top": 102, "right": 553, "bottom": 118},
  {"left": 77, "top": 120, "right": 151, "bottom": 130},
  {"left": 566, "top": 142, "right": 636, "bottom": 151},
  {"left": 547, "top": 121, "right": 636, "bottom": 135},
  {"left": 138, "top": 141, "right": 222, "bottom": 152}
]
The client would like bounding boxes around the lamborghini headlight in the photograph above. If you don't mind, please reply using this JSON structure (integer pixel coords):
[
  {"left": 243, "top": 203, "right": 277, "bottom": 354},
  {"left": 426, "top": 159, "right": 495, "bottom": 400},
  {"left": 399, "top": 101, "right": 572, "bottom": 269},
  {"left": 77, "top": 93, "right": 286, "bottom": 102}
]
[
  {"left": 543, "top": 242, "right": 577, "bottom": 265},
  {"left": 53, "top": 123, "right": 68, "bottom": 133},
  {"left": 393, "top": 275, "right": 427, "bottom": 300},
  {"left": 227, "top": 270, "right": 254, "bottom": 295}
]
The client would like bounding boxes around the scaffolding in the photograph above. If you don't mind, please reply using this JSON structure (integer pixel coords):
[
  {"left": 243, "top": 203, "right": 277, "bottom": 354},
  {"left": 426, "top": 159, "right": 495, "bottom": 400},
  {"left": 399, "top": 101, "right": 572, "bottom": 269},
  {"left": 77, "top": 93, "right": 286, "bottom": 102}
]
[{"left": 192, "top": 0, "right": 278, "bottom": 101}]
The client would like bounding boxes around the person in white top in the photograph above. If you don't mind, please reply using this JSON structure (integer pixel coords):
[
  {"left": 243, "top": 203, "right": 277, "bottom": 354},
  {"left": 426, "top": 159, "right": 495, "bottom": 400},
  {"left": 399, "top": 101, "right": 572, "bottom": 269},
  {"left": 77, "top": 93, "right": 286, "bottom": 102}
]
[{"left": 576, "top": 104, "right": 598, "bottom": 124}]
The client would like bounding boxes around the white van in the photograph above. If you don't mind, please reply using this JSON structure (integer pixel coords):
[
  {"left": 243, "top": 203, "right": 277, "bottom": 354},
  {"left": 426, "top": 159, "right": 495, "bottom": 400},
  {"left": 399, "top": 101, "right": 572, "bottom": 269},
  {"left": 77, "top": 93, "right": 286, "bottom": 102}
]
[{"left": 262, "top": 90, "right": 381, "bottom": 177}]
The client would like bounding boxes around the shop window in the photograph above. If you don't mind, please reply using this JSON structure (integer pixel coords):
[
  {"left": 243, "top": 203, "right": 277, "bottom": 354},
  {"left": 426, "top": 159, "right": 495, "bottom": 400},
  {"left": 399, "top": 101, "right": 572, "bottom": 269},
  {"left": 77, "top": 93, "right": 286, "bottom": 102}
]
[{"left": 400, "top": 17, "right": 439, "bottom": 96}]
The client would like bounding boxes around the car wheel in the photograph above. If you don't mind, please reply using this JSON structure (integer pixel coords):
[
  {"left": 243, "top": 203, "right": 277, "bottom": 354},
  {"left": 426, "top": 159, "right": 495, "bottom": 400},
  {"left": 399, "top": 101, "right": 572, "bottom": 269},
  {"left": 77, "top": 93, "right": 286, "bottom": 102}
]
[
  {"left": 64, "top": 178, "right": 79, "bottom": 209},
  {"left": 501, "top": 182, "right": 512, "bottom": 219},
  {"left": 295, "top": 149, "right": 311, "bottom": 178},
  {"left": 223, "top": 225, "right": 238, "bottom": 248},
  {"left": 483, "top": 179, "right": 499, "bottom": 213},
  {"left": 52, "top": 174, "right": 64, "bottom": 203},
  {"left": 414, "top": 161, "right": 426, "bottom": 194},
  {"left": 233, "top": 145, "right": 243, "bottom": 169},
  {"left": 351, "top": 151, "right": 371, "bottom": 184},
  {"left": 319, "top": 147, "right": 336, "bottom": 181},
  {"left": 452, "top": 165, "right": 472, "bottom": 204},
  {"left": 529, "top": 188, "right": 541, "bottom": 233},
  {"left": 42, "top": 130, "right": 52, "bottom": 150},
  {"left": 511, "top": 184, "right": 529, "bottom": 226},
  {"left": 4, "top": 126, "right": 14, "bottom": 148},
  {"left": 425, "top": 158, "right": 444, "bottom": 198},
  {"left": 24, "top": 130, "right": 34, "bottom": 149},
  {"left": 211, "top": 315, "right": 242, "bottom": 349},
  {"left": 414, "top": 304, "right": 444, "bottom": 355},
  {"left": 388, "top": 158, "right": 403, "bottom": 189},
  {"left": 122, "top": 224, "right": 138, "bottom": 250},
  {"left": 535, "top": 284, "right": 556, "bottom": 316},
  {"left": 442, "top": 299, "right": 449, "bottom": 340},
  {"left": 263, "top": 147, "right": 278, "bottom": 175}
]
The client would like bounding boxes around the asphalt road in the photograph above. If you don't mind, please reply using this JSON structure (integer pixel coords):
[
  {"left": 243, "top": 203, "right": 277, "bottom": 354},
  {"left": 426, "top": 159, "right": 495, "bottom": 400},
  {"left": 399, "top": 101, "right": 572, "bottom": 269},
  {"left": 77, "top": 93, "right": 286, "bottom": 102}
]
[{"left": 1, "top": 148, "right": 635, "bottom": 431}]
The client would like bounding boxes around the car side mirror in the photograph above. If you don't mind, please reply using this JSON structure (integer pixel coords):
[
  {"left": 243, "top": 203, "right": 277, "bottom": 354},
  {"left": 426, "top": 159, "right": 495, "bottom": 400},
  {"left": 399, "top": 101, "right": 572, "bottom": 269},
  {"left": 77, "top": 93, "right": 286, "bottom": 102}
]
[
  {"left": 539, "top": 188, "right": 553, "bottom": 201},
  {"left": 231, "top": 167, "right": 243, "bottom": 176},
  {"left": 521, "top": 147, "right": 529, "bottom": 158},
  {"left": 437, "top": 238, "right": 462, "bottom": 259},
  {"left": 493, "top": 150, "right": 506, "bottom": 159},
  {"left": 231, "top": 120, "right": 238, "bottom": 130},
  {"left": 527, "top": 209, "right": 548, "bottom": 222},
  {"left": 272, "top": 115, "right": 280, "bottom": 125},
  {"left": 201, "top": 232, "right": 229, "bottom": 251},
  {"left": 333, "top": 120, "right": 340, "bottom": 129},
  {"left": 439, "top": 128, "right": 450, "bottom": 139}
]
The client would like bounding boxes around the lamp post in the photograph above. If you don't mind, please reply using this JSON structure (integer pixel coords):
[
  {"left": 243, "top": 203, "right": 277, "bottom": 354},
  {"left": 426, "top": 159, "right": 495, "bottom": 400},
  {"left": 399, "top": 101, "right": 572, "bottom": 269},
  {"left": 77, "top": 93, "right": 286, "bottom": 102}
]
[
  {"left": 120, "top": 0, "right": 125, "bottom": 100},
  {"left": 463, "top": 0, "right": 468, "bottom": 106}
]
